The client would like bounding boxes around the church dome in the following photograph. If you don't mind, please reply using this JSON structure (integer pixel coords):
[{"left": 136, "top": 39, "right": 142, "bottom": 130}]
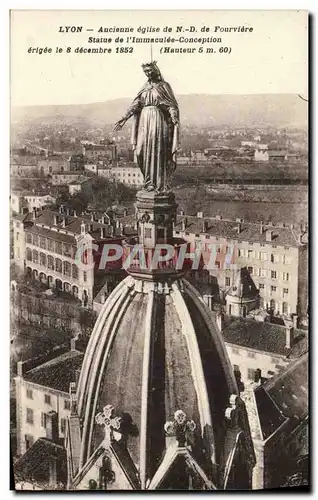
[{"left": 75, "top": 273, "right": 239, "bottom": 488}]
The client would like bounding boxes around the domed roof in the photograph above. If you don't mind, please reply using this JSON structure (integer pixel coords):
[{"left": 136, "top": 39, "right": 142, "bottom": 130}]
[{"left": 76, "top": 274, "right": 238, "bottom": 487}]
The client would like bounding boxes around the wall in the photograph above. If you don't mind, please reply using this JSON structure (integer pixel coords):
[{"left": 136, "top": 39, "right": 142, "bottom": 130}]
[{"left": 15, "top": 377, "right": 70, "bottom": 456}]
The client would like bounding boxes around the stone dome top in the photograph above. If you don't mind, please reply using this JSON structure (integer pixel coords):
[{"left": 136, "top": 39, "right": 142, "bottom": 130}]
[{"left": 75, "top": 274, "right": 239, "bottom": 487}]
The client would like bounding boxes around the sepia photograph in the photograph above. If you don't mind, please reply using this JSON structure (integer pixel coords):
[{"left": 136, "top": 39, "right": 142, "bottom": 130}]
[{"left": 9, "top": 9, "right": 308, "bottom": 491}]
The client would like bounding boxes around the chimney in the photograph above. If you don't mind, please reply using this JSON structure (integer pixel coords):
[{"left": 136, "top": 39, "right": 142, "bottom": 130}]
[
  {"left": 46, "top": 410, "right": 59, "bottom": 442},
  {"left": 216, "top": 311, "right": 224, "bottom": 332},
  {"left": 53, "top": 214, "right": 59, "bottom": 226},
  {"left": 266, "top": 230, "right": 273, "bottom": 242},
  {"left": 115, "top": 219, "right": 120, "bottom": 228},
  {"left": 100, "top": 227, "right": 107, "bottom": 239},
  {"left": 32, "top": 207, "right": 37, "bottom": 219},
  {"left": 17, "top": 360, "right": 26, "bottom": 377},
  {"left": 260, "top": 221, "right": 264, "bottom": 235},
  {"left": 285, "top": 325, "right": 294, "bottom": 349},
  {"left": 237, "top": 223, "right": 241, "bottom": 234},
  {"left": 203, "top": 221, "right": 208, "bottom": 233},
  {"left": 197, "top": 211, "right": 204, "bottom": 218},
  {"left": 75, "top": 369, "right": 81, "bottom": 387},
  {"left": 91, "top": 213, "right": 95, "bottom": 222}
]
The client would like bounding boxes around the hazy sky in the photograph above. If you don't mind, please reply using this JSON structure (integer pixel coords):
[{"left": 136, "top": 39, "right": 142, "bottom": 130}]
[{"left": 10, "top": 10, "right": 308, "bottom": 106}]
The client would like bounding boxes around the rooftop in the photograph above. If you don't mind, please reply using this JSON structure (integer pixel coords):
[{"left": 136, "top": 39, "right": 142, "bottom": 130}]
[
  {"left": 222, "top": 316, "right": 308, "bottom": 357},
  {"left": 174, "top": 215, "right": 302, "bottom": 247},
  {"left": 15, "top": 209, "right": 126, "bottom": 241},
  {"left": 23, "top": 350, "right": 84, "bottom": 393}
]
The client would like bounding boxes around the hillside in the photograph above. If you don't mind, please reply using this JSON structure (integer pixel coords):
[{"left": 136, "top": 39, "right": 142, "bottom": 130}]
[{"left": 11, "top": 94, "right": 307, "bottom": 129}]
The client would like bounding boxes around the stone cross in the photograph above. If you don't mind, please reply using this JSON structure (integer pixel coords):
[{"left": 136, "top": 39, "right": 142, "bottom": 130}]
[{"left": 95, "top": 405, "right": 123, "bottom": 445}]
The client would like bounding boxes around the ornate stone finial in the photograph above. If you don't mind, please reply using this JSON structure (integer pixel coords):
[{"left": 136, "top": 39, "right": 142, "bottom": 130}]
[
  {"left": 69, "top": 382, "right": 77, "bottom": 415},
  {"left": 225, "top": 394, "right": 243, "bottom": 428},
  {"left": 164, "top": 410, "right": 196, "bottom": 447},
  {"left": 95, "top": 404, "right": 123, "bottom": 444}
]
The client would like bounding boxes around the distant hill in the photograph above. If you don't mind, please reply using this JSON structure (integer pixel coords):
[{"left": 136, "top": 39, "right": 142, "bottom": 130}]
[{"left": 11, "top": 94, "right": 307, "bottom": 128}]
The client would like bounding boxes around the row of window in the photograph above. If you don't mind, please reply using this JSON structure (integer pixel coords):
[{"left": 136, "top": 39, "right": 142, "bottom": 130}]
[
  {"left": 258, "top": 283, "right": 289, "bottom": 294},
  {"left": 238, "top": 249, "right": 292, "bottom": 264},
  {"left": 26, "top": 389, "right": 70, "bottom": 410},
  {"left": 247, "top": 267, "right": 290, "bottom": 281},
  {"left": 25, "top": 248, "right": 81, "bottom": 280},
  {"left": 25, "top": 232, "right": 74, "bottom": 258},
  {"left": 26, "top": 409, "right": 67, "bottom": 435}
]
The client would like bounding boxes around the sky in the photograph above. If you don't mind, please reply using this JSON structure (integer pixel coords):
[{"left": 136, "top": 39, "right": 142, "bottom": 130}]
[{"left": 10, "top": 10, "right": 308, "bottom": 106}]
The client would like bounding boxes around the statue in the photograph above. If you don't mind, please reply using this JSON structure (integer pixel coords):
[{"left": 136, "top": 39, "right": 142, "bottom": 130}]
[{"left": 114, "top": 61, "right": 180, "bottom": 193}]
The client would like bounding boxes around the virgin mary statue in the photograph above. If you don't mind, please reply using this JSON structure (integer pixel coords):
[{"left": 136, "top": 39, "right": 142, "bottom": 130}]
[{"left": 114, "top": 61, "right": 180, "bottom": 192}]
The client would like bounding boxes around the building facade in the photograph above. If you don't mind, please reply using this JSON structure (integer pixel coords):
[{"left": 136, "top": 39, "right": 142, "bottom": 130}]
[
  {"left": 172, "top": 214, "right": 307, "bottom": 320},
  {"left": 12, "top": 207, "right": 125, "bottom": 306}
]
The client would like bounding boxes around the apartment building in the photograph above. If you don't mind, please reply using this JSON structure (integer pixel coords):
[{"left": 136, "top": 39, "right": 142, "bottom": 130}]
[
  {"left": 15, "top": 346, "right": 83, "bottom": 457},
  {"left": 173, "top": 214, "right": 308, "bottom": 319},
  {"left": 12, "top": 207, "right": 125, "bottom": 306},
  {"left": 108, "top": 164, "right": 144, "bottom": 186}
]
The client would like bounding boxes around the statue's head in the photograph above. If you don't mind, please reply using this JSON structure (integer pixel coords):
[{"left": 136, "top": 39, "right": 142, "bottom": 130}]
[{"left": 141, "top": 61, "right": 163, "bottom": 82}]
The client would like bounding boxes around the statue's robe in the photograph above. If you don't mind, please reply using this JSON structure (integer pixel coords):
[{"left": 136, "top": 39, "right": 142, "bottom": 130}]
[{"left": 124, "top": 80, "right": 179, "bottom": 191}]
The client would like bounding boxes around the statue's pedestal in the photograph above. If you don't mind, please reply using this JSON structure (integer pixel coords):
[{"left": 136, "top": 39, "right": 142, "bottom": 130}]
[{"left": 135, "top": 189, "right": 178, "bottom": 247}]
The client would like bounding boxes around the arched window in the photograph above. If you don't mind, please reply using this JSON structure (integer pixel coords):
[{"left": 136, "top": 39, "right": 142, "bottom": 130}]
[
  {"left": 282, "top": 302, "right": 289, "bottom": 314},
  {"left": 55, "top": 258, "right": 62, "bottom": 274},
  {"left": 63, "top": 261, "right": 71, "bottom": 277},
  {"left": 40, "top": 253, "right": 46, "bottom": 267},
  {"left": 72, "top": 264, "right": 78, "bottom": 279},
  {"left": 32, "top": 249, "right": 38, "bottom": 263},
  {"left": 26, "top": 248, "right": 32, "bottom": 261},
  {"left": 47, "top": 256, "right": 54, "bottom": 270}
]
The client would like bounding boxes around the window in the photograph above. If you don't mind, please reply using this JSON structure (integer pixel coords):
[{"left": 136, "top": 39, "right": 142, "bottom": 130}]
[
  {"left": 55, "top": 242, "right": 62, "bottom": 255},
  {"left": 72, "top": 264, "right": 78, "bottom": 280},
  {"left": 260, "top": 252, "right": 268, "bottom": 261},
  {"left": 83, "top": 271, "right": 87, "bottom": 282},
  {"left": 26, "top": 389, "right": 33, "bottom": 399},
  {"left": 247, "top": 351, "right": 256, "bottom": 359},
  {"left": 26, "top": 233, "right": 32, "bottom": 244},
  {"left": 282, "top": 302, "right": 289, "bottom": 314},
  {"left": 32, "top": 249, "right": 38, "bottom": 263},
  {"left": 47, "top": 239, "right": 54, "bottom": 251},
  {"left": 63, "top": 244, "right": 71, "bottom": 257},
  {"left": 259, "top": 283, "right": 265, "bottom": 289},
  {"left": 248, "top": 266, "right": 253, "bottom": 275},
  {"left": 247, "top": 368, "right": 257, "bottom": 381},
  {"left": 63, "top": 261, "right": 71, "bottom": 277},
  {"left": 40, "top": 236, "right": 46, "bottom": 249},
  {"left": 61, "top": 418, "right": 67, "bottom": 434},
  {"left": 225, "top": 277, "right": 231, "bottom": 287},
  {"left": 260, "top": 269, "right": 267, "bottom": 278},
  {"left": 26, "top": 408, "right": 34, "bottom": 425},
  {"left": 32, "top": 234, "right": 38, "bottom": 246},
  {"left": 47, "top": 255, "right": 54, "bottom": 270},
  {"left": 55, "top": 258, "right": 62, "bottom": 273},
  {"left": 64, "top": 399, "right": 70, "bottom": 410},
  {"left": 283, "top": 272, "right": 290, "bottom": 281},
  {"left": 247, "top": 250, "right": 253, "bottom": 259},
  {"left": 283, "top": 288, "right": 289, "bottom": 295},
  {"left": 270, "top": 253, "right": 274, "bottom": 263},
  {"left": 232, "top": 347, "right": 240, "bottom": 355},
  {"left": 271, "top": 270, "right": 277, "bottom": 279},
  {"left": 271, "top": 286, "right": 277, "bottom": 292},
  {"left": 40, "top": 252, "right": 46, "bottom": 267},
  {"left": 15, "top": 232, "right": 19, "bottom": 242},
  {"left": 44, "top": 394, "right": 51, "bottom": 405},
  {"left": 41, "top": 412, "right": 47, "bottom": 428},
  {"left": 26, "top": 248, "right": 32, "bottom": 261}
]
